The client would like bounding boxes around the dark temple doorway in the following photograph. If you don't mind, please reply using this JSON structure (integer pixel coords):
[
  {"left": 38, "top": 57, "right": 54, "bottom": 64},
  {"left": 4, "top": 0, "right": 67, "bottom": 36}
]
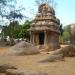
[{"left": 39, "top": 32, "right": 44, "bottom": 45}]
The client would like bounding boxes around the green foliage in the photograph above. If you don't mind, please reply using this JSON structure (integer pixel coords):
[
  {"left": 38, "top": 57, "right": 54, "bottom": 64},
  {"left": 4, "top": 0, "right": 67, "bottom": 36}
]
[
  {"left": 2, "top": 20, "right": 31, "bottom": 40},
  {"left": 19, "top": 20, "right": 31, "bottom": 39},
  {"left": 63, "top": 27, "right": 70, "bottom": 42},
  {"left": 59, "top": 26, "right": 70, "bottom": 43}
]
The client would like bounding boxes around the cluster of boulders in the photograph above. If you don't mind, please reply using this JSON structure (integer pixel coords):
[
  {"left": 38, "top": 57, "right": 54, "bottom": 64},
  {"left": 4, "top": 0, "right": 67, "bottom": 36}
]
[
  {"left": 6, "top": 41, "right": 75, "bottom": 63},
  {"left": 7, "top": 40, "right": 75, "bottom": 56},
  {"left": 0, "top": 64, "right": 48, "bottom": 75},
  {"left": 1, "top": 43, "right": 75, "bottom": 75},
  {"left": 39, "top": 45, "right": 75, "bottom": 62}
]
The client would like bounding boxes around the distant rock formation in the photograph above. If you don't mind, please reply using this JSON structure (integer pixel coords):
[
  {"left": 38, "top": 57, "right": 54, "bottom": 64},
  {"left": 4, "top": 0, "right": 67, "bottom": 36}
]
[{"left": 68, "top": 24, "right": 75, "bottom": 45}]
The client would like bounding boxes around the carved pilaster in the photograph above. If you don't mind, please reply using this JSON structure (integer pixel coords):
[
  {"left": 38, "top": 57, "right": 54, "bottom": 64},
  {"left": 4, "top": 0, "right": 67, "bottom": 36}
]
[
  {"left": 30, "top": 32, "right": 33, "bottom": 44},
  {"left": 35, "top": 33, "right": 39, "bottom": 45},
  {"left": 44, "top": 31, "right": 48, "bottom": 45}
]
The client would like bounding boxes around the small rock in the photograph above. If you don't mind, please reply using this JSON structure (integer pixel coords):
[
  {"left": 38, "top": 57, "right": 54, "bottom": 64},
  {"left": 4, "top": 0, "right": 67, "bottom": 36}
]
[
  {"left": 39, "top": 54, "right": 64, "bottom": 62},
  {"left": 0, "top": 64, "right": 17, "bottom": 73}
]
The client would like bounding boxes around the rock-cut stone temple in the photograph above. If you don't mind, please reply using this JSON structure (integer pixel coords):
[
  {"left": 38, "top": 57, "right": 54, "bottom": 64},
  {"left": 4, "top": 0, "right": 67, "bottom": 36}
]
[{"left": 28, "top": 3, "right": 60, "bottom": 51}]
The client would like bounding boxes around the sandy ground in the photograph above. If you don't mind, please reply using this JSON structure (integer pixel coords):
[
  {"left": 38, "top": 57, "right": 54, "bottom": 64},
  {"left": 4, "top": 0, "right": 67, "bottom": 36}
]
[{"left": 0, "top": 47, "right": 75, "bottom": 75}]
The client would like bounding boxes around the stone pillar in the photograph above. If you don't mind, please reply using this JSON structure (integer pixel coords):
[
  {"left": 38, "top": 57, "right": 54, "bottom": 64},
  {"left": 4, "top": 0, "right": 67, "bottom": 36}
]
[
  {"left": 35, "top": 33, "right": 39, "bottom": 45},
  {"left": 32, "top": 33, "right": 35, "bottom": 45},
  {"left": 30, "top": 32, "right": 39, "bottom": 46},
  {"left": 30, "top": 32, "right": 35, "bottom": 45},
  {"left": 30, "top": 31, "right": 33, "bottom": 44},
  {"left": 44, "top": 31, "right": 49, "bottom": 51},
  {"left": 44, "top": 31, "right": 48, "bottom": 45}
]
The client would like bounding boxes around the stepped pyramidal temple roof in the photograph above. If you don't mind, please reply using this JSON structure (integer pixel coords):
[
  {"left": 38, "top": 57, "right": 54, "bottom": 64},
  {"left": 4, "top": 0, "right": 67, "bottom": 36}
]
[{"left": 28, "top": 3, "right": 60, "bottom": 33}]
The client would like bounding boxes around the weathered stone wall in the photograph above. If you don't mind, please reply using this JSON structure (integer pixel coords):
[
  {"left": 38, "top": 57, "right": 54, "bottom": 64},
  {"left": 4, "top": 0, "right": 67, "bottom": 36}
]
[{"left": 48, "top": 32, "right": 60, "bottom": 50}]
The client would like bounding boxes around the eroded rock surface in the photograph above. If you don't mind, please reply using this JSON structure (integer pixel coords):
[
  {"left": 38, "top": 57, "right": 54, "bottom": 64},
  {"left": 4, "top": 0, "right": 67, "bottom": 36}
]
[
  {"left": 39, "top": 54, "right": 64, "bottom": 62},
  {"left": 51, "top": 45, "right": 75, "bottom": 57},
  {"left": 8, "top": 41, "right": 39, "bottom": 55},
  {"left": 0, "top": 64, "right": 17, "bottom": 73}
]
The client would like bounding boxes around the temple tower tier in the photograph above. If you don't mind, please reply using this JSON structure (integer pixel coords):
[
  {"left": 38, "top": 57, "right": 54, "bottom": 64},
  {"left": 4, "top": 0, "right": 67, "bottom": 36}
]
[{"left": 28, "top": 3, "right": 60, "bottom": 51}]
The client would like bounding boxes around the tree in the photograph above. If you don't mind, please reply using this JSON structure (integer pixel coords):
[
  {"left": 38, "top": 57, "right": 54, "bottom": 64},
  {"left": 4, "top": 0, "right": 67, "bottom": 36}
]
[
  {"left": 63, "top": 26, "right": 70, "bottom": 42},
  {"left": 6, "top": 8, "right": 25, "bottom": 22},
  {"left": 1, "top": 0, "right": 27, "bottom": 44},
  {"left": 2, "top": 21, "right": 19, "bottom": 38},
  {"left": 19, "top": 20, "right": 31, "bottom": 41},
  {"left": 0, "top": 0, "right": 16, "bottom": 22},
  {"left": 59, "top": 26, "right": 70, "bottom": 44},
  {"left": 0, "top": 0, "right": 27, "bottom": 26},
  {"left": 2, "top": 20, "right": 31, "bottom": 41}
]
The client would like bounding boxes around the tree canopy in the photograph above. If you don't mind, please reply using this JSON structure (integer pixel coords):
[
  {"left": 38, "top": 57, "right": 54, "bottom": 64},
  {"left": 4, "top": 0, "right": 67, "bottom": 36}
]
[
  {"left": 0, "top": 0, "right": 26, "bottom": 26},
  {"left": 59, "top": 26, "right": 70, "bottom": 44},
  {"left": 2, "top": 20, "right": 31, "bottom": 41}
]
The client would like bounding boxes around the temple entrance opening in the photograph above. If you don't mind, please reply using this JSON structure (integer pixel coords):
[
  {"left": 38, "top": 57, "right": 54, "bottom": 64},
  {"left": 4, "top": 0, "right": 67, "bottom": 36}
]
[{"left": 39, "top": 32, "right": 44, "bottom": 45}]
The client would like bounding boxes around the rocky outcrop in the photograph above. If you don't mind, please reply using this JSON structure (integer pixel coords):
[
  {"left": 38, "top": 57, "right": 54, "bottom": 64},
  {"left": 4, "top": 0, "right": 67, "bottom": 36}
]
[
  {"left": 39, "top": 54, "right": 64, "bottom": 62},
  {"left": 51, "top": 45, "right": 75, "bottom": 57},
  {"left": 8, "top": 41, "right": 39, "bottom": 55},
  {"left": 0, "top": 64, "right": 17, "bottom": 73}
]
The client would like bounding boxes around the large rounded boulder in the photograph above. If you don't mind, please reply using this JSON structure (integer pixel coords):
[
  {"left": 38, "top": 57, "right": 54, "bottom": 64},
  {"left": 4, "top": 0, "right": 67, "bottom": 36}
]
[
  {"left": 8, "top": 41, "right": 39, "bottom": 55},
  {"left": 51, "top": 45, "right": 75, "bottom": 57}
]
